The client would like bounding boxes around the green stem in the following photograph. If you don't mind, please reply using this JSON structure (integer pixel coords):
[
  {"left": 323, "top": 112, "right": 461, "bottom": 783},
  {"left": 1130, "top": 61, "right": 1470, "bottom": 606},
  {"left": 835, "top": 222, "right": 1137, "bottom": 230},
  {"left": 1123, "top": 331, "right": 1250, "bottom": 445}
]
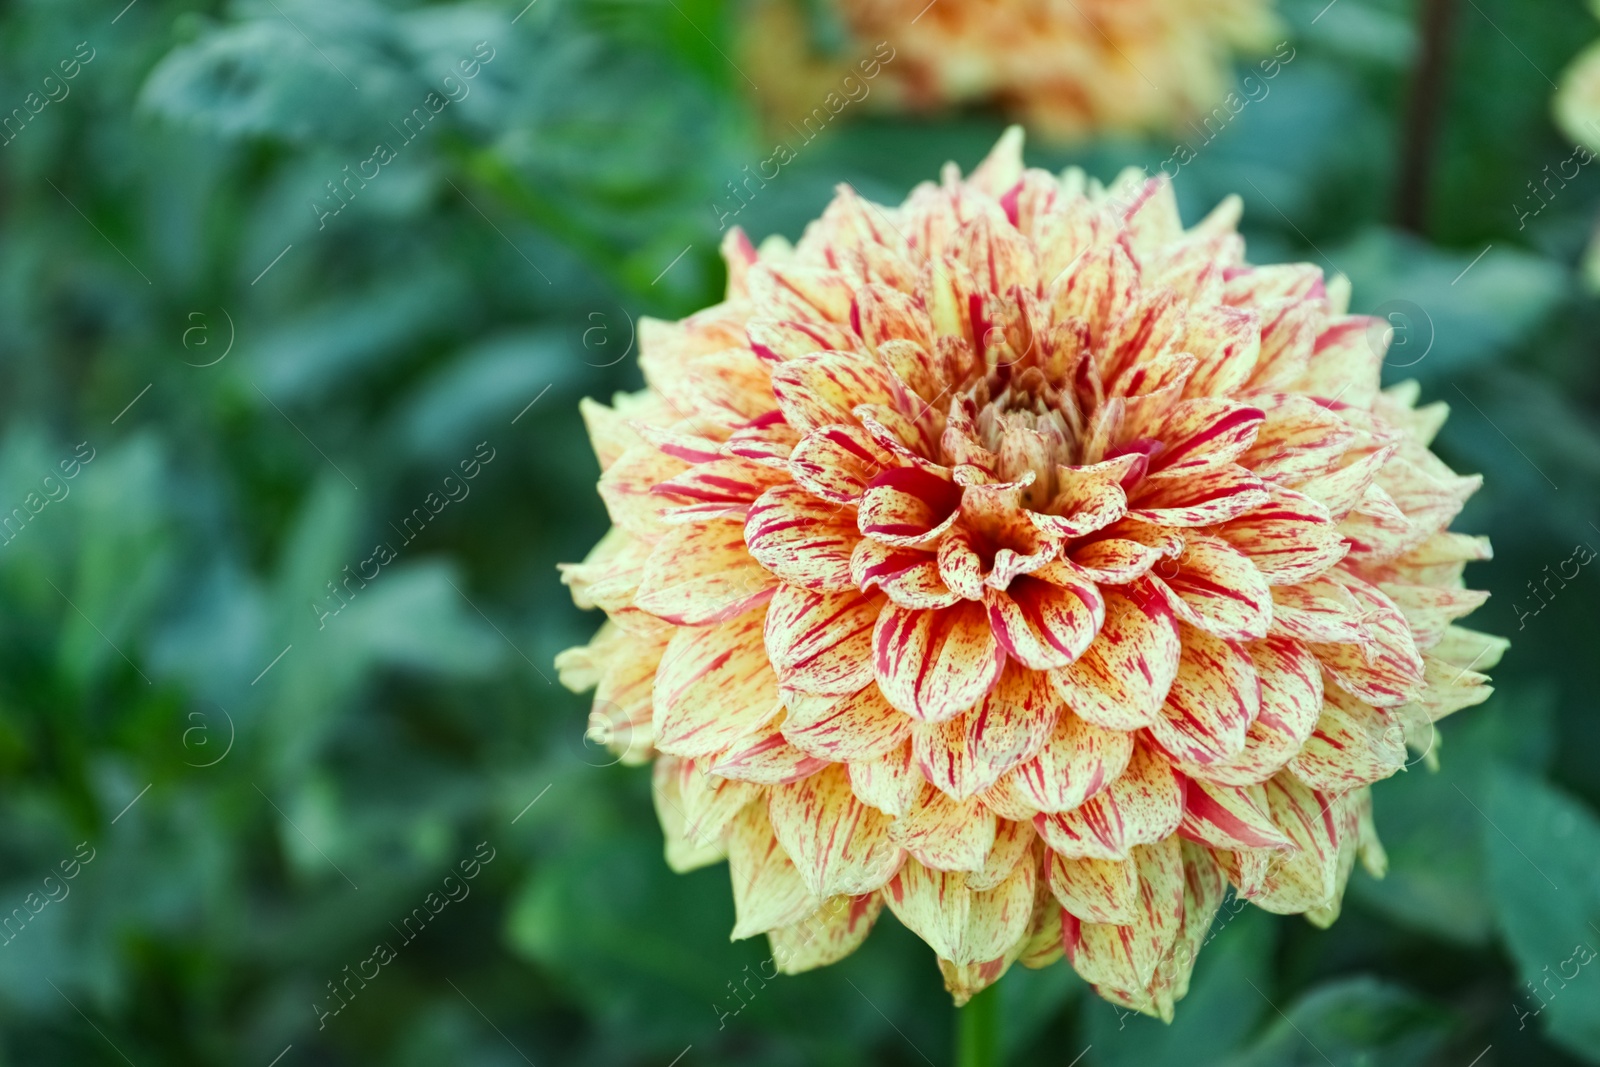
[{"left": 955, "top": 983, "right": 1003, "bottom": 1067}]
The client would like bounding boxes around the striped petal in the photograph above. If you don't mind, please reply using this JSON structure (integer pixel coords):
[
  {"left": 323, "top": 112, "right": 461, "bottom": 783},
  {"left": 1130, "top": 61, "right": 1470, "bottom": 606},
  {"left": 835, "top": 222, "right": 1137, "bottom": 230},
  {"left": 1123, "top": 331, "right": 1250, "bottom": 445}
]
[
  {"left": 853, "top": 539, "right": 961, "bottom": 609},
  {"left": 765, "top": 584, "right": 881, "bottom": 696},
  {"left": 1128, "top": 464, "right": 1270, "bottom": 527},
  {"left": 984, "top": 573, "right": 1106, "bottom": 670},
  {"left": 912, "top": 662, "right": 1059, "bottom": 800},
  {"left": 991, "top": 708, "right": 1135, "bottom": 814},
  {"left": 1289, "top": 679, "right": 1407, "bottom": 790},
  {"left": 1148, "top": 623, "right": 1260, "bottom": 765},
  {"left": 1147, "top": 534, "right": 1272, "bottom": 641},
  {"left": 727, "top": 801, "right": 819, "bottom": 939},
  {"left": 883, "top": 856, "right": 1035, "bottom": 966},
  {"left": 1305, "top": 573, "right": 1424, "bottom": 707},
  {"left": 769, "top": 894, "right": 884, "bottom": 974},
  {"left": 711, "top": 712, "right": 830, "bottom": 785},
  {"left": 873, "top": 601, "right": 1005, "bottom": 723},
  {"left": 1217, "top": 484, "right": 1348, "bottom": 586},
  {"left": 771, "top": 351, "right": 896, "bottom": 433},
  {"left": 1061, "top": 837, "right": 1185, "bottom": 992},
  {"left": 892, "top": 785, "right": 997, "bottom": 872},
  {"left": 769, "top": 764, "right": 905, "bottom": 898},
  {"left": 1034, "top": 742, "right": 1185, "bottom": 860},
  {"left": 635, "top": 518, "right": 778, "bottom": 625},
  {"left": 1050, "top": 590, "right": 1181, "bottom": 730},
  {"left": 1176, "top": 634, "right": 1323, "bottom": 786},
  {"left": 745, "top": 484, "right": 860, "bottom": 591},
  {"left": 848, "top": 742, "right": 923, "bottom": 818},
  {"left": 1178, "top": 778, "right": 1294, "bottom": 850},
  {"left": 654, "top": 609, "right": 780, "bottom": 757},
  {"left": 782, "top": 684, "right": 910, "bottom": 762},
  {"left": 1047, "top": 852, "right": 1141, "bottom": 926},
  {"left": 791, "top": 424, "right": 895, "bottom": 503},
  {"left": 859, "top": 466, "right": 963, "bottom": 547}
]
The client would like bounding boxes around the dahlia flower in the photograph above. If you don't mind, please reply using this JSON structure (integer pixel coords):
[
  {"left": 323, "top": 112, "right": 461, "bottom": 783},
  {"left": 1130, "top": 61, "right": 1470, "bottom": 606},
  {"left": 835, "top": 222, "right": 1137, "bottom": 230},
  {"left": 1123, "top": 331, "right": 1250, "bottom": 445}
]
[
  {"left": 823, "top": 0, "right": 1281, "bottom": 139},
  {"left": 557, "top": 129, "right": 1503, "bottom": 1017}
]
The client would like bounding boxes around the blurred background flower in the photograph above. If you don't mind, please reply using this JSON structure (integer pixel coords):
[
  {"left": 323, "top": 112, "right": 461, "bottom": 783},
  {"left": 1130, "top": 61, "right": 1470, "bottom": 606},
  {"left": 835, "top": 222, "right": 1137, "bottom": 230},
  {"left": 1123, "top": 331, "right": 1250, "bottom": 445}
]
[
  {"left": 742, "top": 0, "right": 1282, "bottom": 140},
  {"left": 0, "top": 0, "right": 1598, "bottom": 1064}
]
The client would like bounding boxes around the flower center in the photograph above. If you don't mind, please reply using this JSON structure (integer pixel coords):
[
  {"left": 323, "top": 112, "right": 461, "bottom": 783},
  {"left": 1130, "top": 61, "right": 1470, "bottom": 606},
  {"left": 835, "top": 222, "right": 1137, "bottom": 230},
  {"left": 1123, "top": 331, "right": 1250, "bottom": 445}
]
[{"left": 974, "top": 368, "right": 1081, "bottom": 509}]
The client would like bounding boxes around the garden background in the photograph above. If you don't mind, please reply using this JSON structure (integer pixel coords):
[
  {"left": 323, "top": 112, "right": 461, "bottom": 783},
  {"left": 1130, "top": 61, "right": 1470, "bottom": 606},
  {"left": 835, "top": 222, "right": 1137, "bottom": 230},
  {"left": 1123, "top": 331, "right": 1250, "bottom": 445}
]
[{"left": 1, "top": 0, "right": 1599, "bottom": 1063}]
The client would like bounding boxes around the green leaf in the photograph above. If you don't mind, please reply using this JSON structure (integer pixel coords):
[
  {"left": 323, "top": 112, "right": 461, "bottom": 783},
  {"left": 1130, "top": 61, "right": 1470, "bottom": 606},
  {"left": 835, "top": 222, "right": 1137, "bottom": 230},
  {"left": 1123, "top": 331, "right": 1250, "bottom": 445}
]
[
  {"left": 1485, "top": 767, "right": 1600, "bottom": 1062},
  {"left": 1224, "top": 977, "right": 1455, "bottom": 1067},
  {"left": 1331, "top": 228, "right": 1567, "bottom": 382},
  {"left": 1353, "top": 688, "right": 1556, "bottom": 945}
]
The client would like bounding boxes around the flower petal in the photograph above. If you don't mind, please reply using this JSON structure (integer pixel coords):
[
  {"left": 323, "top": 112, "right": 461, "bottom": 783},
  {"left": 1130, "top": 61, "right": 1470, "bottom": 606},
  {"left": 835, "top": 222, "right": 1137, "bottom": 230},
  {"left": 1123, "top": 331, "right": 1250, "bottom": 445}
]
[
  {"left": 769, "top": 764, "right": 905, "bottom": 898},
  {"left": 769, "top": 894, "right": 884, "bottom": 974},
  {"left": 1050, "top": 589, "right": 1181, "bottom": 730},
  {"left": 912, "top": 662, "right": 1059, "bottom": 800},
  {"left": 984, "top": 574, "right": 1106, "bottom": 671},
  {"left": 745, "top": 484, "right": 860, "bottom": 591},
  {"left": 1034, "top": 742, "right": 1185, "bottom": 860},
  {"left": 782, "top": 684, "right": 910, "bottom": 762},
  {"left": 1148, "top": 623, "right": 1259, "bottom": 765},
  {"left": 892, "top": 784, "right": 997, "bottom": 872},
  {"left": 727, "top": 801, "right": 819, "bottom": 939},
  {"left": 991, "top": 708, "right": 1135, "bottom": 815},
  {"left": 1047, "top": 851, "right": 1141, "bottom": 926},
  {"left": 873, "top": 601, "right": 1006, "bottom": 723},
  {"left": 883, "top": 856, "right": 1035, "bottom": 966},
  {"left": 1147, "top": 534, "right": 1272, "bottom": 641},
  {"left": 635, "top": 518, "right": 778, "bottom": 625},
  {"left": 772, "top": 351, "right": 896, "bottom": 434},
  {"left": 765, "top": 584, "right": 881, "bottom": 696},
  {"left": 654, "top": 608, "right": 780, "bottom": 757}
]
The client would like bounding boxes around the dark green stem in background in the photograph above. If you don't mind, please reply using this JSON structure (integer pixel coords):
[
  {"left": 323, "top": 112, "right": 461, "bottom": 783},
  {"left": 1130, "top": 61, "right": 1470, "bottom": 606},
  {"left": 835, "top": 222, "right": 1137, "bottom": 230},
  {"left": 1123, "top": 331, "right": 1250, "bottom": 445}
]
[
  {"left": 955, "top": 984, "right": 1002, "bottom": 1067},
  {"left": 1395, "top": 0, "right": 1462, "bottom": 233}
]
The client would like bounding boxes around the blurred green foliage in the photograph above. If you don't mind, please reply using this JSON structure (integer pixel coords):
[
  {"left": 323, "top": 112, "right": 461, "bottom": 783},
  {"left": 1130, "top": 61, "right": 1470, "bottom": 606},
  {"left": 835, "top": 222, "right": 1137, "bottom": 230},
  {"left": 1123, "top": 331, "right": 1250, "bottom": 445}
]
[{"left": 0, "top": 0, "right": 1598, "bottom": 1063}]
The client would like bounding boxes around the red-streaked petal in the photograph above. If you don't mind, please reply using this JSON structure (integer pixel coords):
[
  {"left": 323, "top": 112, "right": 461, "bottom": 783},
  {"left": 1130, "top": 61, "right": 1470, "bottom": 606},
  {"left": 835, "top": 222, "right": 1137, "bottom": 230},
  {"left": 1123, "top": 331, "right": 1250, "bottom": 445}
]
[
  {"left": 912, "top": 662, "right": 1059, "bottom": 800},
  {"left": 1178, "top": 778, "right": 1294, "bottom": 850},
  {"left": 1047, "top": 852, "right": 1140, "bottom": 926},
  {"left": 782, "top": 684, "right": 910, "bottom": 762},
  {"left": 765, "top": 584, "right": 881, "bottom": 696},
  {"left": 891, "top": 784, "right": 997, "bottom": 871},
  {"left": 1050, "top": 589, "right": 1181, "bottom": 730},
  {"left": 745, "top": 484, "right": 860, "bottom": 591},
  {"left": 984, "top": 575, "right": 1106, "bottom": 671},
  {"left": 1034, "top": 742, "right": 1185, "bottom": 860},
  {"left": 654, "top": 608, "right": 779, "bottom": 757},
  {"left": 1176, "top": 634, "right": 1323, "bottom": 786},
  {"left": 726, "top": 801, "right": 818, "bottom": 939},
  {"left": 1146, "top": 535, "right": 1272, "bottom": 641},
  {"left": 873, "top": 601, "right": 1005, "bottom": 723},
  {"left": 1217, "top": 484, "right": 1348, "bottom": 586},
  {"left": 1148, "top": 623, "right": 1259, "bottom": 765},
  {"left": 859, "top": 465, "right": 963, "bottom": 547},
  {"left": 771, "top": 351, "right": 896, "bottom": 434},
  {"left": 790, "top": 424, "right": 895, "bottom": 503},
  {"left": 769, "top": 764, "right": 905, "bottom": 898}
]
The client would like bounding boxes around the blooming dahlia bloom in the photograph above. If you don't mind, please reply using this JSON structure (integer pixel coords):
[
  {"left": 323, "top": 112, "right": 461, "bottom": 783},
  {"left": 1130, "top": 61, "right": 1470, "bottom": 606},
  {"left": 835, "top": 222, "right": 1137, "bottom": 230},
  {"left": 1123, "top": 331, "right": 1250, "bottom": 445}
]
[
  {"left": 557, "top": 129, "right": 1503, "bottom": 1017},
  {"left": 832, "top": 0, "right": 1280, "bottom": 139}
]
